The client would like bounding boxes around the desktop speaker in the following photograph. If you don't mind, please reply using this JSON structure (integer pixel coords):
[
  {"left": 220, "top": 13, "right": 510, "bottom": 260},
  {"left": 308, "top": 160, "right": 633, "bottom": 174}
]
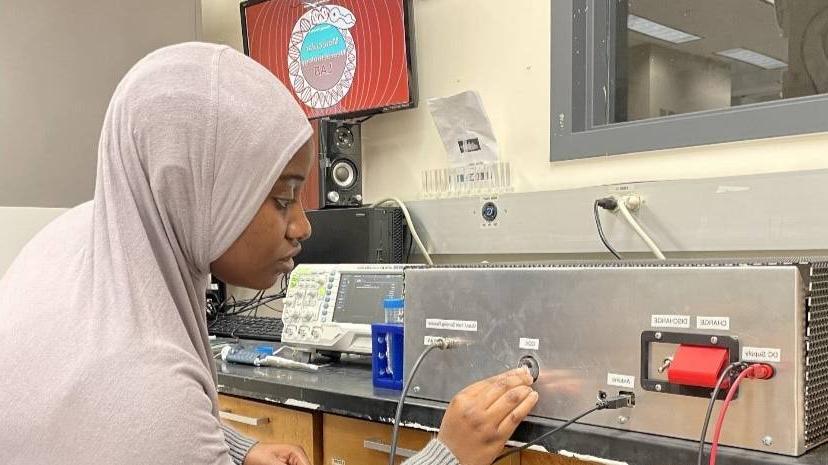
[{"left": 319, "top": 120, "right": 362, "bottom": 208}]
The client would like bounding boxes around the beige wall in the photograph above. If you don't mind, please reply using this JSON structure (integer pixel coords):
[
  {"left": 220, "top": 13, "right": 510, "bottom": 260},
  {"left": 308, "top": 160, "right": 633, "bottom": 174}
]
[
  {"left": 0, "top": 0, "right": 202, "bottom": 208},
  {"left": 203, "top": 0, "right": 828, "bottom": 203},
  {"left": 202, "top": 0, "right": 244, "bottom": 51}
]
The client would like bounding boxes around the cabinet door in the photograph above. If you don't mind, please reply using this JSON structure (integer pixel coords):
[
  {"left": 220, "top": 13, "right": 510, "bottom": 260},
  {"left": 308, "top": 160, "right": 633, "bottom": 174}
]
[
  {"left": 322, "top": 414, "right": 520, "bottom": 465},
  {"left": 218, "top": 394, "right": 322, "bottom": 465},
  {"left": 521, "top": 450, "right": 602, "bottom": 465}
]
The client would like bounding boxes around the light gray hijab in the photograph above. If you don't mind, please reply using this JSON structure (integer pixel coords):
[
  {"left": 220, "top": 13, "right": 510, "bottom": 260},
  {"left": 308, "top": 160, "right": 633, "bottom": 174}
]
[{"left": 0, "top": 42, "right": 312, "bottom": 464}]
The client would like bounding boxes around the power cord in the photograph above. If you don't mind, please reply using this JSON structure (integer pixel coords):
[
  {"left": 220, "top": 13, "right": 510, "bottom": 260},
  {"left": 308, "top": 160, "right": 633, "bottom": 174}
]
[
  {"left": 373, "top": 197, "right": 434, "bottom": 265},
  {"left": 696, "top": 362, "right": 745, "bottom": 465},
  {"left": 594, "top": 198, "right": 622, "bottom": 260},
  {"left": 494, "top": 393, "right": 634, "bottom": 461},
  {"left": 388, "top": 338, "right": 460, "bottom": 465},
  {"left": 594, "top": 195, "right": 666, "bottom": 260},
  {"left": 707, "top": 364, "right": 774, "bottom": 465},
  {"left": 615, "top": 197, "right": 665, "bottom": 260}
]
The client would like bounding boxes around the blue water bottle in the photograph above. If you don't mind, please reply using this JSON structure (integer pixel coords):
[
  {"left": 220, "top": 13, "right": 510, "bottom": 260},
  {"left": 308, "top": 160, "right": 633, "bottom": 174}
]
[{"left": 384, "top": 297, "right": 404, "bottom": 324}]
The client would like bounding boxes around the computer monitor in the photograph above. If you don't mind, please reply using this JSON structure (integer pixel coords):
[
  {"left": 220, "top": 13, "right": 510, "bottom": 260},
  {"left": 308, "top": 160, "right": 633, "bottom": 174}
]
[{"left": 240, "top": 0, "right": 418, "bottom": 120}]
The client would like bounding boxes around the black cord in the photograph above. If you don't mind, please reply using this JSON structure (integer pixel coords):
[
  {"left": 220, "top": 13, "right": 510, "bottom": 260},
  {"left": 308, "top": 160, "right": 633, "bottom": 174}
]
[
  {"left": 222, "top": 290, "right": 287, "bottom": 316},
  {"left": 593, "top": 199, "right": 622, "bottom": 260},
  {"left": 388, "top": 344, "right": 441, "bottom": 465},
  {"left": 697, "top": 362, "right": 746, "bottom": 465},
  {"left": 494, "top": 405, "right": 601, "bottom": 461}
]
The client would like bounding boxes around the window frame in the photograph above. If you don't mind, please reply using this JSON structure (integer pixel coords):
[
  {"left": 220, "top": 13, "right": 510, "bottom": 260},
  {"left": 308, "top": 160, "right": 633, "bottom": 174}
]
[{"left": 551, "top": 0, "right": 828, "bottom": 161}]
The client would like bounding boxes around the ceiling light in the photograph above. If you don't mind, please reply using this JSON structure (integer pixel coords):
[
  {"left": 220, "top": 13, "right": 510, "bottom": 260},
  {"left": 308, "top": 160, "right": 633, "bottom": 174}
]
[
  {"left": 627, "top": 14, "right": 701, "bottom": 44},
  {"left": 716, "top": 48, "right": 787, "bottom": 69}
]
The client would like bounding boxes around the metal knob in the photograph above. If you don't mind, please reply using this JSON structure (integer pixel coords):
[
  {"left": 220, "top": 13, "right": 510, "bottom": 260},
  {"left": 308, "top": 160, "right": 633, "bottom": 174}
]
[{"left": 327, "top": 191, "right": 340, "bottom": 203}]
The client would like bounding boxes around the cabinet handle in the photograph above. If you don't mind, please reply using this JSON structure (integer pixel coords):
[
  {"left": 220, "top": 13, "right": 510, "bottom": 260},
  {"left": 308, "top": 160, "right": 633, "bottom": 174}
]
[
  {"left": 219, "top": 410, "right": 270, "bottom": 426},
  {"left": 363, "top": 438, "right": 418, "bottom": 458}
]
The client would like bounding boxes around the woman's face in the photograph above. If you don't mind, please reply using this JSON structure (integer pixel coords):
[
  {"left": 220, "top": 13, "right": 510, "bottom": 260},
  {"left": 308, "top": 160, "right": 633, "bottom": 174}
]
[{"left": 210, "top": 141, "right": 314, "bottom": 289}]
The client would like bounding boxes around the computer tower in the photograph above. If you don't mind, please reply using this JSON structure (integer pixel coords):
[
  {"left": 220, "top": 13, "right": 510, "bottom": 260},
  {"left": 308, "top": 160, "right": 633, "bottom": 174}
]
[{"left": 296, "top": 207, "right": 407, "bottom": 264}]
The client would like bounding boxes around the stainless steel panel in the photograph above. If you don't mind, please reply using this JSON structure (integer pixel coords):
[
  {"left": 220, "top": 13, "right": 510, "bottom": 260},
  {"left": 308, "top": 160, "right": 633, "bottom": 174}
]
[{"left": 403, "top": 265, "right": 807, "bottom": 455}]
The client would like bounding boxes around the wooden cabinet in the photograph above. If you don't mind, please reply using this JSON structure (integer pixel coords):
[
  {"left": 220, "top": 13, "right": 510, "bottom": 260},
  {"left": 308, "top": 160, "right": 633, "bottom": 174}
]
[
  {"left": 521, "top": 450, "right": 603, "bottom": 465},
  {"left": 218, "top": 394, "right": 323, "bottom": 465},
  {"left": 321, "top": 414, "right": 520, "bottom": 465},
  {"left": 218, "top": 394, "right": 598, "bottom": 465}
]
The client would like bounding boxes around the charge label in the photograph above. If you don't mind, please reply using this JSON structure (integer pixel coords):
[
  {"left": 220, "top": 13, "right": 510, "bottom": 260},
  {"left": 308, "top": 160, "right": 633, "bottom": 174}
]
[
  {"left": 426, "top": 319, "right": 478, "bottom": 332},
  {"left": 651, "top": 314, "right": 691, "bottom": 329},
  {"left": 696, "top": 316, "right": 730, "bottom": 330}
]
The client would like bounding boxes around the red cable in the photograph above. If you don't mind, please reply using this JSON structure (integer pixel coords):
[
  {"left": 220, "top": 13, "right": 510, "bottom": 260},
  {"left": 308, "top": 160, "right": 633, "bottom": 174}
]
[{"left": 708, "top": 364, "right": 774, "bottom": 465}]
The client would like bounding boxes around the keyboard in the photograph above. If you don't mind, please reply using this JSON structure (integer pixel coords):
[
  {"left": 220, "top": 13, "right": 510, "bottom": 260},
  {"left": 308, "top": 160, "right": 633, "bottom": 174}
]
[{"left": 208, "top": 315, "right": 284, "bottom": 342}]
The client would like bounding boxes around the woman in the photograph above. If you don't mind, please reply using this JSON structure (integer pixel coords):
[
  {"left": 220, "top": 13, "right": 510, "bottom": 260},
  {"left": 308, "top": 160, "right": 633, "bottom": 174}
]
[{"left": 0, "top": 43, "right": 537, "bottom": 465}]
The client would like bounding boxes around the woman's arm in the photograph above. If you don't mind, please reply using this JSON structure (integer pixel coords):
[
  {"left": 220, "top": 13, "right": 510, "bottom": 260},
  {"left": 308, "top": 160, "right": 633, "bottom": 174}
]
[
  {"left": 403, "top": 440, "right": 460, "bottom": 465},
  {"left": 403, "top": 368, "right": 538, "bottom": 465},
  {"left": 221, "top": 424, "right": 258, "bottom": 465}
]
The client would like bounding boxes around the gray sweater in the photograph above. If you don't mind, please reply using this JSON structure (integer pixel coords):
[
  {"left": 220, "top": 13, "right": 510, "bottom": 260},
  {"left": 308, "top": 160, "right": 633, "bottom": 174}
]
[{"left": 222, "top": 425, "right": 459, "bottom": 465}]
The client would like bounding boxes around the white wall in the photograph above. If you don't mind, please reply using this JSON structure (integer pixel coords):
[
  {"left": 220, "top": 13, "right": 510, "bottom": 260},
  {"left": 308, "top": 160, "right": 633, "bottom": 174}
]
[{"left": 0, "top": 0, "right": 202, "bottom": 208}]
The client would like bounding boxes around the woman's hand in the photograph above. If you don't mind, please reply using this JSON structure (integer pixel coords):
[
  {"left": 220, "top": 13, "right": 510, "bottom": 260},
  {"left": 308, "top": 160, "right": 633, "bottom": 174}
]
[
  {"left": 437, "top": 368, "right": 538, "bottom": 465},
  {"left": 243, "top": 443, "right": 310, "bottom": 465}
]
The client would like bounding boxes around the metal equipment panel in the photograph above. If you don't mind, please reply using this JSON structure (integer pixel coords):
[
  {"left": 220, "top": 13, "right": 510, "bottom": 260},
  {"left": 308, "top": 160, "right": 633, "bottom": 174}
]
[{"left": 403, "top": 264, "right": 809, "bottom": 455}]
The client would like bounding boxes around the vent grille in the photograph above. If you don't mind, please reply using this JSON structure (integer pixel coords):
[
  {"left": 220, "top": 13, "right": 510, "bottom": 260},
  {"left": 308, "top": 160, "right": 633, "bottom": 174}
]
[
  {"left": 389, "top": 208, "right": 406, "bottom": 263},
  {"left": 806, "top": 261, "right": 828, "bottom": 447}
]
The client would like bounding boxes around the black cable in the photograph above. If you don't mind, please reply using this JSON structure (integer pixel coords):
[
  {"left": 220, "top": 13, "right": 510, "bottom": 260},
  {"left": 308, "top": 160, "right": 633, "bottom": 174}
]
[
  {"left": 593, "top": 199, "right": 622, "bottom": 260},
  {"left": 223, "top": 291, "right": 262, "bottom": 316},
  {"left": 495, "top": 393, "right": 632, "bottom": 461},
  {"left": 494, "top": 405, "right": 601, "bottom": 461},
  {"left": 388, "top": 343, "right": 441, "bottom": 465},
  {"left": 697, "top": 362, "right": 746, "bottom": 465},
  {"left": 222, "top": 290, "right": 285, "bottom": 316}
]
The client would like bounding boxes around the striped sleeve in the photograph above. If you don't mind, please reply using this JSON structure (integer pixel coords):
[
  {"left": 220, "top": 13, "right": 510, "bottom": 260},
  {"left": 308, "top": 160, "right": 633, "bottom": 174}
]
[
  {"left": 221, "top": 424, "right": 259, "bottom": 465},
  {"left": 403, "top": 440, "right": 460, "bottom": 465}
]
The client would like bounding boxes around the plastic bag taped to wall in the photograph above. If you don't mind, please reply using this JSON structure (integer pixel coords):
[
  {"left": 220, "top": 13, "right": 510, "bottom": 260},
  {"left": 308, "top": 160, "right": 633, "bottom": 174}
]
[{"left": 427, "top": 91, "right": 499, "bottom": 166}]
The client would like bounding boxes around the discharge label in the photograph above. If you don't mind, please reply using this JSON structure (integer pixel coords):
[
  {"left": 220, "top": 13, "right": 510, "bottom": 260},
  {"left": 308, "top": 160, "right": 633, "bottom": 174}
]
[
  {"left": 607, "top": 373, "right": 635, "bottom": 389},
  {"left": 742, "top": 347, "right": 782, "bottom": 363},
  {"left": 696, "top": 316, "right": 730, "bottom": 331},
  {"left": 426, "top": 319, "right": 478, "bottom": 332},
  {"left": 519, "top": 338, "right": 540, "bottom": 350},
  {"left": 651, "top": 314, "right": 691, "bottom": 328}
]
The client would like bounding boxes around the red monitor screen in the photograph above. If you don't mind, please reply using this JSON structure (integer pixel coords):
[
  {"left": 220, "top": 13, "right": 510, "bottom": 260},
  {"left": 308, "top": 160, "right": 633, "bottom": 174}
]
[{"left": 241, "top": 0, "right": 416, "bottom": 119}]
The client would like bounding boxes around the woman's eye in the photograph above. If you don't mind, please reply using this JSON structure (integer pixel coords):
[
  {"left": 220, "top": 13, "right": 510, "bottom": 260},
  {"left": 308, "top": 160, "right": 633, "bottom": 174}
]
[{"left": 274, "top": 198, "right": 294, "bottom": 209}]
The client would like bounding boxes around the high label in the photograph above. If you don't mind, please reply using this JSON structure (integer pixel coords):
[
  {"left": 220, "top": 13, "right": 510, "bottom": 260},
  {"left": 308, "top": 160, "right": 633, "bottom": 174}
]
[{"left": 519, "top": 338, "right": 540, "bottom": 350}]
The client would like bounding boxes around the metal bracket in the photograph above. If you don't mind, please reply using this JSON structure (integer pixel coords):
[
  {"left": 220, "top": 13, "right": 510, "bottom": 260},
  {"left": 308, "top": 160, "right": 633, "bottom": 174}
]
[{"left": 640, "top": 331, "right": 740, "bottom": 400}]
